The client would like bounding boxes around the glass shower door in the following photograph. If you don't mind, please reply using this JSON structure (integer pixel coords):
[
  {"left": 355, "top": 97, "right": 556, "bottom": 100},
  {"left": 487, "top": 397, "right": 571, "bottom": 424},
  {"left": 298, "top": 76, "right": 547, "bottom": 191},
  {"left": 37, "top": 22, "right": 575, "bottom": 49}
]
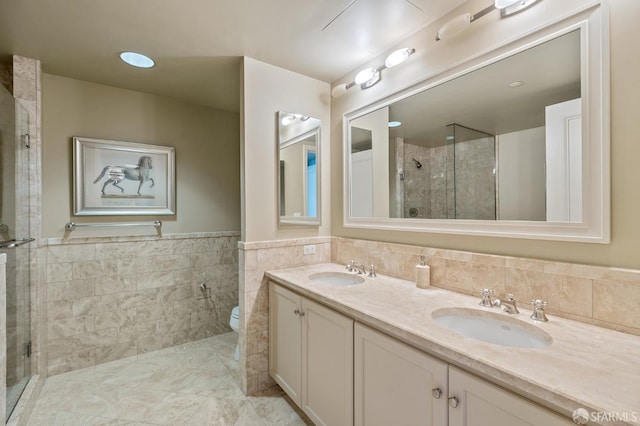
[{"left": 0, "top": 84, "right": 33, "bottom": 420}]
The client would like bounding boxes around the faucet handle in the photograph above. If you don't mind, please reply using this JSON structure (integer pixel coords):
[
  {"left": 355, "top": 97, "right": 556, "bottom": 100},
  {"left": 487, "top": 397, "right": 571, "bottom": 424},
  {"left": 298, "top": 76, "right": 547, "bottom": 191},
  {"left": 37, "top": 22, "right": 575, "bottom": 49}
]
[
  {"left": 530, "top": 299, "right": 549, "bottom": 322},
  {"left": 368, "top": 264, "right": 377, "bottom": 278},
  {"left": 479, "top": 288, "right": 493, "bottom": 307},
  {"left": 530, "top": 299, "right": 547, "bottom": 309},
  {"left": 346, "top": 260, "right": 355, "bottom": 271}
]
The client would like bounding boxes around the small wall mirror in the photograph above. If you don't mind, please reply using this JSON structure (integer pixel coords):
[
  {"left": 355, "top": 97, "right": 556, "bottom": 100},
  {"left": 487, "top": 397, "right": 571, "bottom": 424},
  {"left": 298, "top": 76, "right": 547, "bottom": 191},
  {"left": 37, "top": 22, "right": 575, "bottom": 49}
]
[
  {"left": 344, "top": 13, "right": 609, "bottom": 242},
  {"left": 278, "top": 111, "right": 321, "bottom": 226}
]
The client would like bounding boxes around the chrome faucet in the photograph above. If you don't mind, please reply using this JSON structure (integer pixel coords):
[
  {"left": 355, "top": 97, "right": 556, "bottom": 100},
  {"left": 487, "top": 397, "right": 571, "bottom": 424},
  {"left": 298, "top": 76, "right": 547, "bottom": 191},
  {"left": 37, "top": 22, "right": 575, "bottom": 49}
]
[
  {"left": 346, "top": 260, "right": 376, "bottom": 277},
  {"left": 478, "top": 289, "right": 494, "bottom": 307},
  {"left": 530, "top": 299, "right": 549, "bottom": 322},
  {"left": 492, "top": 294, "right": 520, "bottom": 314}
]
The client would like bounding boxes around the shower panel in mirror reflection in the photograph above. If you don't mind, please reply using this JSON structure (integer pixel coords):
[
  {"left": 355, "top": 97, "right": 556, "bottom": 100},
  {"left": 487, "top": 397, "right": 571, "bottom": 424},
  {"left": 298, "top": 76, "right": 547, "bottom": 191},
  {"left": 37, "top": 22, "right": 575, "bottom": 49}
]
[
  {"left": 352, "top": 124, "right": 496, "bottom": 220},
  {"left": 397, "top": 124, "right": 495, "bottom": 220},
  {"left": 348, "top": 29, "right": 582, "bottom": 223},
  {"left": 0, "top": 83, "right": 34, "bottom": 420}
]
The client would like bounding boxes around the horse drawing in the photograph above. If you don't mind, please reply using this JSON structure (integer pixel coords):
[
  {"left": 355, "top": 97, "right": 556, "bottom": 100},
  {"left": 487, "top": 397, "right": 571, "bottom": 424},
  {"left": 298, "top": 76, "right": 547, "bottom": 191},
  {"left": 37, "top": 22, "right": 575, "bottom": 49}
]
[{"left": 93, "top": 155, "right": 155, "bottom": 196}]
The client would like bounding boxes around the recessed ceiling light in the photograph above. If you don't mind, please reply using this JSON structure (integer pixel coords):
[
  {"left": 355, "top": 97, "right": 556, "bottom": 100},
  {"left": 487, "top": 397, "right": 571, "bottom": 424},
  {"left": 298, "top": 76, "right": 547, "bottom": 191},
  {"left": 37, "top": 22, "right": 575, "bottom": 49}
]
[
  {"left": 388, "top": 121, "right": 402, "bottom": 128},
  {"left": 509, "top": 81, "right": 524, "bottom": 88},
  {"left": 119, "top": 51, "right": 155, "bottom": 69}
]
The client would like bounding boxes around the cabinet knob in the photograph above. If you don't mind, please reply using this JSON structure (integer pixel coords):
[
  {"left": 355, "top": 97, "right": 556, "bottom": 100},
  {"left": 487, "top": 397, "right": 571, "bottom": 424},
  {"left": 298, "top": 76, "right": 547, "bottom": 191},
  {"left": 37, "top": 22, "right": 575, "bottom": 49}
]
[
  {"left": 299, "top": 311, "right": 305, "bottom": 317},
  {"left": 431, "top": 388, "right": 443, "bottom": 399},
  {"left": 448, "top": 396, "right": 460, "bottom": 408},
  {"left": 294, "top": 309, "right": 300, "bottom": 315}
]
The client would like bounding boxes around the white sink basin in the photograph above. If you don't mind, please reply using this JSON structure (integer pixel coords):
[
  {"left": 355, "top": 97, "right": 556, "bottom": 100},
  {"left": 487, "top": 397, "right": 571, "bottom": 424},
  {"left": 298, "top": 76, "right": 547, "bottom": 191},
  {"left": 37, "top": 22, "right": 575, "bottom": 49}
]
[
  {"left": 432, "top": 308, "right": 552, "bottom": 349},
  {"left": 309, "top": 272, "right": 365, "bottom": 286}
]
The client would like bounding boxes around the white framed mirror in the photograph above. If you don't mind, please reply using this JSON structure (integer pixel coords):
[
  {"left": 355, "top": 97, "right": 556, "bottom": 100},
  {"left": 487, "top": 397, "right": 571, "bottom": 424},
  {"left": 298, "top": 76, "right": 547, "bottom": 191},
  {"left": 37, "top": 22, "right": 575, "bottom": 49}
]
[
  {"left": 344, "top": 11, "right": 609, "bottom": 243},
  {"left": 278, "top": 111, "right": 321, "bottom": 226}
]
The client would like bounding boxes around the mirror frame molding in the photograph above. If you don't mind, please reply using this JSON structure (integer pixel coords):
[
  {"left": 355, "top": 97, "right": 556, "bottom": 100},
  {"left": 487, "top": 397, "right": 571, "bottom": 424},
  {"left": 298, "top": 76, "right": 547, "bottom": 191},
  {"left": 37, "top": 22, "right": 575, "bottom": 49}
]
[
  {"left": 278, "top": 121, "right": 322, "bottom": 227},
  {"left": 342, "top": 4, "right": 610, "bottom": 243}
]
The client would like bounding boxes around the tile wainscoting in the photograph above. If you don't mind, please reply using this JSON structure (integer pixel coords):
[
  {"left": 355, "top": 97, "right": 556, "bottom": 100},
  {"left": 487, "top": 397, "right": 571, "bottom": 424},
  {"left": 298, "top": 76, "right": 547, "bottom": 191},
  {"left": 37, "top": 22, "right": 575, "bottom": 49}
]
[
  {"left": 239, "top": 236, "right": 640, "bottom": 396},
  {"left": 43, "top": 232, "right": 240, "bottom": 376},
  {"left": 332, "top": 237, "right": 640, "bottom": 336}
]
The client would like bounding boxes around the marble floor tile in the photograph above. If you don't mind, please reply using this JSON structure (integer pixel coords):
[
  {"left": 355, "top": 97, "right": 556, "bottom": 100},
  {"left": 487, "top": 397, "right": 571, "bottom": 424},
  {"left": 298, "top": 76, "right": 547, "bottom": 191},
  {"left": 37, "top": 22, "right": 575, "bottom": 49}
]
[{"left": 25, "top": 333, "right": 313, "bottom": 425}]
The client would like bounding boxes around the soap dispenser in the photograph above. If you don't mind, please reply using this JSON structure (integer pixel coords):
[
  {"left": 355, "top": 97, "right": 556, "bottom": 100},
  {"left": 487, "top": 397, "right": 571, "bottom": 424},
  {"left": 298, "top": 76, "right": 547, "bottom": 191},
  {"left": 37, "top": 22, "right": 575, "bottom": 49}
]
[{"left": 416, "top": 255, "right": 431, "bottom": 289}]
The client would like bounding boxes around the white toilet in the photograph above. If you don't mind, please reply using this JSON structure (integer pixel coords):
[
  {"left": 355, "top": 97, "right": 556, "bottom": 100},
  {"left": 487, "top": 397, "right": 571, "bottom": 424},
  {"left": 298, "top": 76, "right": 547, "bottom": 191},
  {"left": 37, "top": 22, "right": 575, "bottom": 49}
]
[{"left": 229, "top": 305, "right": 240, "bottom": 361}]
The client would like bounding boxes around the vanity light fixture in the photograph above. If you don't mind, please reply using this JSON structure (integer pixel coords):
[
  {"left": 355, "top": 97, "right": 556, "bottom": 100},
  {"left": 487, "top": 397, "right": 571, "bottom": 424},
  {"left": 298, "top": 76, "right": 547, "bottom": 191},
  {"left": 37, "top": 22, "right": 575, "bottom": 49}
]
[
  {"left": 119, "top": 51, "right": 155, "bottom": 68},
  {"left": 495, "top": 0, "right": 520, "bottom": 8},
  {"left": 280, "top": 113, "right": 311, "bottom": 126},
  {"left": 388, "top": 121, "right": 402, "bottom": 128},
  {"left": 331, "top": 48, "right": 415, "bottom": 98},
  {"left": 498, "top": 0, "right": 540, "bottom": 17},
  {"left": 281, "top": 114, "right": 296, "bottom": 126},
  {"left": 435, "top": 0, "right": 540, "bottom": 41}
]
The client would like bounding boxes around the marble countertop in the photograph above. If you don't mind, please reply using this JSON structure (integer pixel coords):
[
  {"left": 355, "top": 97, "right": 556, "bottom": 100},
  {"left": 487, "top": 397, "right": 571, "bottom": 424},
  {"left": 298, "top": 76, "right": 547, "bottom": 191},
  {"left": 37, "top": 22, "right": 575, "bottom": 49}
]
[{"left": 266, "top": 263, "right": 640, "bottom": 426}]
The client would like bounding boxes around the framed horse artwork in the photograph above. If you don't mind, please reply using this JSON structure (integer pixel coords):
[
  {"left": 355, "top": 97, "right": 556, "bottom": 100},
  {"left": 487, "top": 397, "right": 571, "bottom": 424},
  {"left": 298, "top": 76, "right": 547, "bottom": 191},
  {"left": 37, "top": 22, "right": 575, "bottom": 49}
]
[{"left": 72, "top": 137, "right": 176, "bottom": 215}]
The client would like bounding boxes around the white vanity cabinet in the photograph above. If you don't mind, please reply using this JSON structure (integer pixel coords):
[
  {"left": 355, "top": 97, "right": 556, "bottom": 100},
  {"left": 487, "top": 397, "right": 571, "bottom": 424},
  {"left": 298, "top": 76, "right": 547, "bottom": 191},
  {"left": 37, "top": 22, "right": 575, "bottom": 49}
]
[
  {"left": 270, "top": 281, "right": 573, "bottom": 426},
  {"left": 354, "top": 323, "right": 448, "bottom": 426},
  {"left": 354, "top": 323, "right": 572, "bottom": 426},
  {"left": 268, "top": 282, "right": 354, "bottom": 426},
  {"left": 448, "top": 366, "right": 573, "bottom": 426}
]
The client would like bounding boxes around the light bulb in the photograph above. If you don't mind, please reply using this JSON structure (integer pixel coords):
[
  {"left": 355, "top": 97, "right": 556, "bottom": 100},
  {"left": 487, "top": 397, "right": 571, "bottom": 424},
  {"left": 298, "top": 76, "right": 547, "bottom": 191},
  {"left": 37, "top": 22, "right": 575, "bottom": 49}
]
[
  {"left": 354, "top": 68, "right": 376, "bottom": 85},
  {"left": 435, "top": 13, "right": 471, "bottom": 41},
  {"left": 281, "top": 115, "right": 295, "bottom": 126},
  {"left": 385, "top": 48, "right": 413, "bottom": 68},
  {"left": 495, "top": 0, "right": 521, "bottom": 8}
]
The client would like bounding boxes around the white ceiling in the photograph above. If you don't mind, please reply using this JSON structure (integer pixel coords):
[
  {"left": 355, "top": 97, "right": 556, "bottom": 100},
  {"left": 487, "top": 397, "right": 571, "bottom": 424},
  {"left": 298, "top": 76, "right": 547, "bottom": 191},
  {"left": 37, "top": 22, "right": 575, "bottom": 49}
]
[{"left": 0, "top": 0, "right": 466, "bottom": 112}]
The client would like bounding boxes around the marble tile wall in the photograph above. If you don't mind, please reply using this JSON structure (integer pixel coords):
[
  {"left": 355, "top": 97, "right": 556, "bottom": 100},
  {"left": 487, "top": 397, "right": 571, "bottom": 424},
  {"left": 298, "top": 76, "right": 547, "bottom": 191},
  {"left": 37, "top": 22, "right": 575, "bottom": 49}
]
[
  {"left": 0, "top": 63, "right": 12, "bottom": 93},
  {"left": 43, "top": 232, "right": 240, "bottom": 376},
  {"left": 402, "top": 142, "right": 440, "bottom": 219},
  {"left": 332, "top": 237, "right": 640, "bottom": 336},
  {"left": 239, "top": 237, "right": 331, "bottom": 395},
  {"left": 402, "top": 138, "right": 495, "bottom": 220}
]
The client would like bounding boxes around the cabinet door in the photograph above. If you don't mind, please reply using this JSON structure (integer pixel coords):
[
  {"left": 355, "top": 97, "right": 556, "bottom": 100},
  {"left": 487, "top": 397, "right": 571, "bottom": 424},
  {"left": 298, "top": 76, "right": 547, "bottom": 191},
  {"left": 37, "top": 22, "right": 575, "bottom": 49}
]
[
  {"left": 448, "top": 366, "right": 573, "bottom": 426},
  {"left": 354, "top": 323, "right": 448, "bottom": 426},
  {"left": 302, "top": 298, "right": 354, "bottom": 426},
  {"left": 269, "top": 282, "right": 302, "bottom": 404}
]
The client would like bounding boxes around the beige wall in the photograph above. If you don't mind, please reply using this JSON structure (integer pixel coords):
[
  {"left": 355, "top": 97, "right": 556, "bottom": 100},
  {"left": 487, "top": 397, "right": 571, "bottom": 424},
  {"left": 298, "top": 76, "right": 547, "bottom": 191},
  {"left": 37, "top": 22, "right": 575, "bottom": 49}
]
[
  {"left": 42, "top": 74, "right": 240, "bottom": 237},
  {"left": 331, "top": 0, "right": 640, "bottom": 270},
  {"left": 241, "top": 57, "right": 331, "bottom": 242}
]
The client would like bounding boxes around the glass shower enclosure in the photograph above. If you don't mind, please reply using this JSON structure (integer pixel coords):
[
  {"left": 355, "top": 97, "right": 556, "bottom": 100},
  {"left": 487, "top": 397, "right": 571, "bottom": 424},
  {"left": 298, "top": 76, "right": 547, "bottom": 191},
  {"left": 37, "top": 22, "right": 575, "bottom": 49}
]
[
  {"left": 397, "top": 123, "right": 496, "bottom": 220},
  {"left": 0, "top": 82, "right": 34, "bottom": 420}
]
